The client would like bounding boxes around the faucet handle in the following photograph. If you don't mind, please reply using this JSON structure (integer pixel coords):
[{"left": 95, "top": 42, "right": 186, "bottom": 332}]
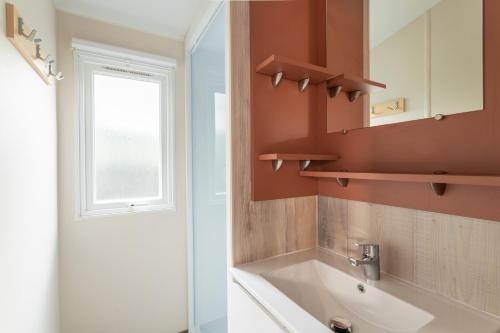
[{"left": 355, "top": 243, "right": 379, "bottom": 257}]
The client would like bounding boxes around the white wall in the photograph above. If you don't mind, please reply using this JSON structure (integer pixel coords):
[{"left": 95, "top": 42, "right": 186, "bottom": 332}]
[
  {"left": 0, "top": 0, "right": 59, "bottom": 333},
  {"left": 370, "top": 15, "right": 427, "bottom": 126},
  {"left": 370, "top": 0, "right": 483, "bottom": 126},
  {"left": 56, "top": 11, "right": 188, "bottom": 333},
  {"left": 430, "top": 0, "right": 483, "bottom": 116}
]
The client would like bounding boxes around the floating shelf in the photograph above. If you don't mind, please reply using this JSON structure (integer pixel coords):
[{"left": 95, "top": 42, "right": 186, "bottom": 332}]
[
  {"left": 300, "top": 171, "right": 500, "bottom": 196},
  {"left": 259, "top": 153, "right": 339, "bottom": 172},
  {"left": 256, "top": 55, "right": 385, "bottom": 97},
  {"left": 326, "top": 74, "right": 386, "bottom": 101},
  {"left": 256, "top": 55, "right": 337, "bottom": 91}
]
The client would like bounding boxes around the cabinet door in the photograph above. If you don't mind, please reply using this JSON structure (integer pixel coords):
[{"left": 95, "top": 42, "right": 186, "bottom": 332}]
[{"left": 229, "top": 282, "right": 285, "bottom": 333}]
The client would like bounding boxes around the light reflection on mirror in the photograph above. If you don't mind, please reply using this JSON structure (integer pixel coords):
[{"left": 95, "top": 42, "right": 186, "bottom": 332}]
[{"left": 368, "top": 0, "right": 483, "bottom": 127}]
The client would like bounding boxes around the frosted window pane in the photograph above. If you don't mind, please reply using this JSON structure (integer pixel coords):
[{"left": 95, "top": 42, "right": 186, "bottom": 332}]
[{"left": 93, "top": 74, "right": 162, "bottom": 202}]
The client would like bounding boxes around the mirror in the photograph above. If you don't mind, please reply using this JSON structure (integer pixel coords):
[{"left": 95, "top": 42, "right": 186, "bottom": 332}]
[{"left": 368, "top": 0, "right": 483, "bottom": 127}]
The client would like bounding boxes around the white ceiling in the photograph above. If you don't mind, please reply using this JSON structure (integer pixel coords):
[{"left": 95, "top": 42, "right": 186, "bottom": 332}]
[
  {"left": 54, "top": 0, "right": 211, "bottom": 40},
  {"left": 370, "top": 0, "right": 442, "bottom": 48}
]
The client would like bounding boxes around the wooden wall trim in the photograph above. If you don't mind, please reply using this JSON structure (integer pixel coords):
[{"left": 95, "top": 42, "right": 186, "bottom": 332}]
[{"left": 229, "top": 1, "right": 252, "bottom": 265}]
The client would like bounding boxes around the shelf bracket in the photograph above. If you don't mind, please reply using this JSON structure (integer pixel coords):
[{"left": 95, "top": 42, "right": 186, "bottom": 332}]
[
  {"left": 430, "top": 171, "right": 448, "bottom": 196},
  {"left": 299, "top": 160, "right": 311, "bottom": 171},
  {"left": 348, "top": 90, "right": 362, "bottom": 102},
  {"left": 298, "top": 77, "right": 310, "bottom": 92},
  {"left": 328, "top": 85, "right": 343, "bottom": 98},
  {"left": 430, "top": 182, "right": 447, "bottom": 196},
  {"left": 271, "top": 159, "right": 284, "bottom": 172},
  {"left": 336, "top": 177, "right": 349, "bottom": 187},
  {"left": 271, "top": 72, "right": 283, "bottom": 87}
]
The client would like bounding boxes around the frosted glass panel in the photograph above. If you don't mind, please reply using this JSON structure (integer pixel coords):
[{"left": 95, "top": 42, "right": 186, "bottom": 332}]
[
  {"left": 93, "top": 74, "right": 162, "bottom": 202},
  {"left": 214, "top": 92, "right": 227, "bottom": 196},
  {"left": 191, "top": 6, "right": 227, "bottom": 333}
]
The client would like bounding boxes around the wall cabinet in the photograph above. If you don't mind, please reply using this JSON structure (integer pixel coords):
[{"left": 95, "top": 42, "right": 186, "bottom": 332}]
[{"left": 229, "top": 281, "right": 284, "bottom": 333}]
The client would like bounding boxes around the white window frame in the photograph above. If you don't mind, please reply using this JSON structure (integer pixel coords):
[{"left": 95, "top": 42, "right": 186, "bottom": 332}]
[{"left": 73, "top": 39, "right": 176, "bottom": 218}]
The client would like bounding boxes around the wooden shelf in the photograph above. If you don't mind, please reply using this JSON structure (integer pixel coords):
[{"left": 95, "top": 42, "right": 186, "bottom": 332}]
[
  {"left": 256, "top": 55, "right": 336, "bottom": 85},
  {"left": 259, "top": 153, "right": 338, "bottom": 172},
  {"left": 300, "top": 171, "right": 500, "bottom": 196},
  {"left": 326, "top": 74, "right": 386, "bottom": 101},
  {"left": 256, "top": 55, "right": 386, "bottom": 98},
  {"left": 259, "top": 153, "right": 338, "bottom": 161}
]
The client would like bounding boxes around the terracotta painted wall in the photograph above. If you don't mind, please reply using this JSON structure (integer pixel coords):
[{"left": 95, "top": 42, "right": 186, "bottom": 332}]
[
  {"left": 318, "top": 0, "right": 500, "bottom": 222},
  {"left": 250, "top": 0, "right": 500, "bottom": 222},
  {"left": 250, "top": 0, "right": 326, "bottom": 200}
]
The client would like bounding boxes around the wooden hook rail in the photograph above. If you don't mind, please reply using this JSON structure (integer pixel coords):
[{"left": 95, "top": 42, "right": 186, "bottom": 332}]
[{"left": 5, "top": 3, "right": 63, "bottom": 84}]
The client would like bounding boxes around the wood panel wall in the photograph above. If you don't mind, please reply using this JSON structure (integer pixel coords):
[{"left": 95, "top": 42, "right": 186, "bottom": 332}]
[
  {"left": 318, "top": 196, "right": 500, "bottom": 316},
  {"left": 229, "top": 2, "right": 317, "bottom": 266}
]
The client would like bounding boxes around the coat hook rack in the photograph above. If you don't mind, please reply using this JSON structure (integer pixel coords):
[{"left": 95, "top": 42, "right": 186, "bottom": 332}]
[{"left": 5, "top": 3, "right": 63, "bottom": 84}]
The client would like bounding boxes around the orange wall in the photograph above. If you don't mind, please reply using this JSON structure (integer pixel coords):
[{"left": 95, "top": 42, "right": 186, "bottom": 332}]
[
  {"left": 250, "top": 0, "right": 325, "bottom": 199},
  {"left": 251, "top": 0, "right": 500, "bottom": 222}
]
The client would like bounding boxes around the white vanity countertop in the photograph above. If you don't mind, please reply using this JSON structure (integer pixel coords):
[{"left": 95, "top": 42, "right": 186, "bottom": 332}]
[{"left": 231, "top": 248, "right": 500, "bottom": 333}]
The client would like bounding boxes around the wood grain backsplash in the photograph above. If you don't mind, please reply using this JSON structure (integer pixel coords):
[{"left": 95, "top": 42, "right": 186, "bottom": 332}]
[{"left": 318, "top": 196, "right": 500, "bottom": 317}]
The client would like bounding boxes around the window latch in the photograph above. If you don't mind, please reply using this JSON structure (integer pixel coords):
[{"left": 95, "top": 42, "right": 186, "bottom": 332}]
[{"left": 128, "top": 203, "right": 149, "bottom": 208}]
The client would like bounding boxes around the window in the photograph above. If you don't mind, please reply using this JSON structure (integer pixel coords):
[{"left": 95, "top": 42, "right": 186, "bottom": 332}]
[{"left": 74, "top": 39, "right": 175, "bottom": 217}]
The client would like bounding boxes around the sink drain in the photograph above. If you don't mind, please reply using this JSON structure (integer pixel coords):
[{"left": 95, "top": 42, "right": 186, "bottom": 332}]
[
  {"left": 329, "top": 317, "right": 352, "bottom": 333},
  {"left": 357, "top": 283, "right": 365, "bottom": 293}
]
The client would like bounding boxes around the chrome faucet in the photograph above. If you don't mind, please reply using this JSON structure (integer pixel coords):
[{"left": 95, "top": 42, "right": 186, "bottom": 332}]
[{"left": 348, "top": 243, "right": 380, "bottom": 281}]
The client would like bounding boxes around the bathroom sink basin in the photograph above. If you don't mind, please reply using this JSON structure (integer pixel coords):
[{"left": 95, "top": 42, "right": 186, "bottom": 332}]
[
  {"left": 232, "top": 248, "right": 500, "bottom": 333},
  {"left": 263, "top": 260, "right": 433, "bottom": 333}
]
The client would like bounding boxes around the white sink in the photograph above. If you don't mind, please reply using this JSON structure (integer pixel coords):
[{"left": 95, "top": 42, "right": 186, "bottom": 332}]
[
  {"left": 232, "top": 248, "right": 500, "bottom": 333},
  {"left": 263, "top": 260, "right": 433, "bottom": 333}
]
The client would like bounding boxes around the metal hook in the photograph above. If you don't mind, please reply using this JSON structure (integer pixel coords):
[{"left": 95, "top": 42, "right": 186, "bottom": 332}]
[
  {"left": 18, "top": 17, "right": 37, "bottom": 41},
  {"left": 34, "top": 38, "right": 50, "bottom": 62},
  {"left": 48, "top": 60, "right": 64, "bottom": 81}
]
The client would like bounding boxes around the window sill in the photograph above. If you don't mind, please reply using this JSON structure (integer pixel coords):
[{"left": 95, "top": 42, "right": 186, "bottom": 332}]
[{"left": 77, "top": 204, "right": 176, "bottom": 220}]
